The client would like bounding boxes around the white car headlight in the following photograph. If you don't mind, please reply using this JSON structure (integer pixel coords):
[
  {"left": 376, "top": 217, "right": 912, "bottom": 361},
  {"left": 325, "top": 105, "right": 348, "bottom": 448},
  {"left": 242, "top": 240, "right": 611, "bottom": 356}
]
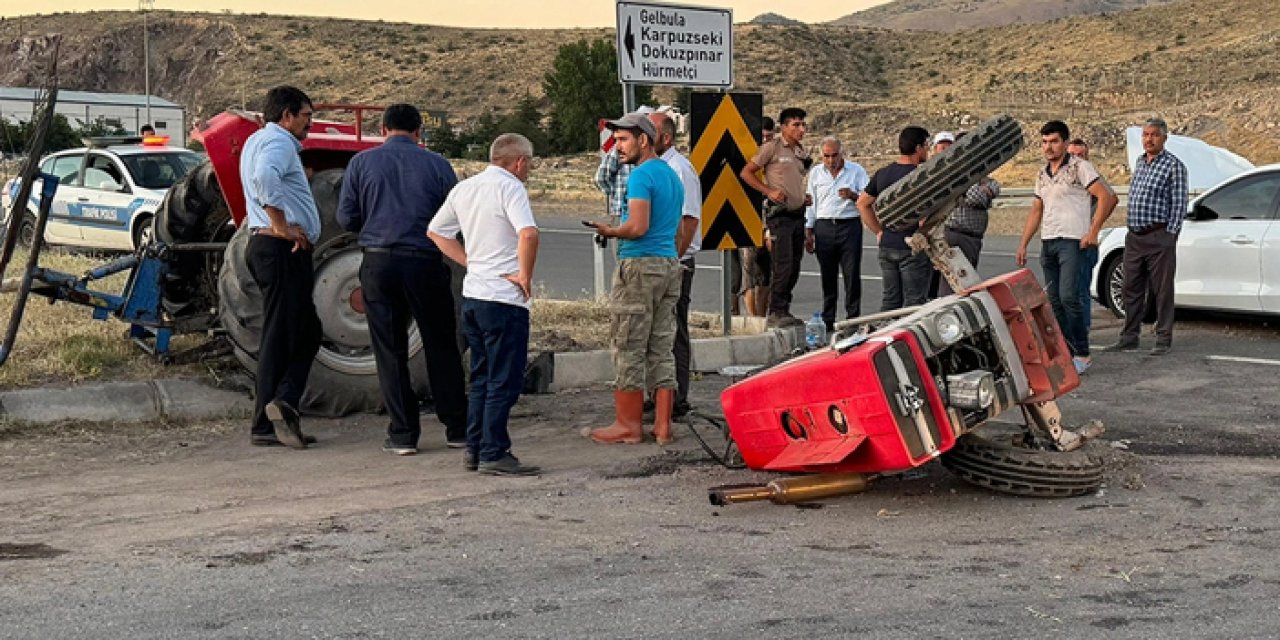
[{"left": 935, "top": 311, "right": 964, "bottom": 344}]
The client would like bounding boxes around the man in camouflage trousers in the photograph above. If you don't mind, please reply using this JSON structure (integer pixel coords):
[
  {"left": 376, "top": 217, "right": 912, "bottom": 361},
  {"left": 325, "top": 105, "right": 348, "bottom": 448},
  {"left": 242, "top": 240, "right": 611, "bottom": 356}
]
[{"left": 583, "top": 112, "right": 684, "bottom": 446}]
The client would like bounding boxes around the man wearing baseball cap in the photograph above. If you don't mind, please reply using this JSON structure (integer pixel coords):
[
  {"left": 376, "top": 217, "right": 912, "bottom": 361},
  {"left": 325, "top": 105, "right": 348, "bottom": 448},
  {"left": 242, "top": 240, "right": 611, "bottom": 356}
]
[
  {"left": 932, "top": 131, "right": 956, "bottom": 154},
  {"left": 584, "top": 112, "right": 685, "bottom": 445}
]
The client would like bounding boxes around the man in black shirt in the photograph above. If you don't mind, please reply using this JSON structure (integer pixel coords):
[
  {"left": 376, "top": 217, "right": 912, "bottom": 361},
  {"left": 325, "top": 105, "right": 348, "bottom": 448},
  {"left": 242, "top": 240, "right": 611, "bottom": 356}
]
[{"left": 857, "top": 126, "right": 932, "bottom": 311}]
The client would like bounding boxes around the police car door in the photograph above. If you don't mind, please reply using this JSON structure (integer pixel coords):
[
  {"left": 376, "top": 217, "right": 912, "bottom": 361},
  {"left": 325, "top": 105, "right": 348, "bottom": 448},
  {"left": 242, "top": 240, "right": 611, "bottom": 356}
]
[
  {"left": 39, "top": 154, "right": 86, "bottom": 244},
  {"left": 77, "top": 152, "right": 136, "bottom": 249}
]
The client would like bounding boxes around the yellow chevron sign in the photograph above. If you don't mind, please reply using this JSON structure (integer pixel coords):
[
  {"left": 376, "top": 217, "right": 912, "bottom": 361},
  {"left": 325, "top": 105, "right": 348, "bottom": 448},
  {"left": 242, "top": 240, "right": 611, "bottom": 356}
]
[{"left": 689, "top": 93, "right": 764, "bottom": 250}]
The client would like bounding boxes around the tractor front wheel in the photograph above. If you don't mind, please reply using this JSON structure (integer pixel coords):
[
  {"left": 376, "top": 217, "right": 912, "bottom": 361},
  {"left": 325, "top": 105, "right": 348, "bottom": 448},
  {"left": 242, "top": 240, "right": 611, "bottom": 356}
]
[{"left": 941, "top": 431, "right": 1105, "bottom": 498}]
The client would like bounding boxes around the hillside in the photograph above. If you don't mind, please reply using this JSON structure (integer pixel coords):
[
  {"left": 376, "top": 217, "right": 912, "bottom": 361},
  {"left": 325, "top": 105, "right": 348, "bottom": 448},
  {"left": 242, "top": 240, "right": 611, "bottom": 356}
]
[
  {"left": 832, "top": 0, "right": 1174, "bottom": 31},
  {"left": 2, "top": 0, "right": 1279, "bottom": 183}
]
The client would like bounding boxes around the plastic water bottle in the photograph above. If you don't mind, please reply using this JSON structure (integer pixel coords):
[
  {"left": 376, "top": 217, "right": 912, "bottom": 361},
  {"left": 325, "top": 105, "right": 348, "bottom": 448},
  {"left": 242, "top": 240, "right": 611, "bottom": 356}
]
[{"left": 805, "top": 312, "right": 827, "bottom": 350}]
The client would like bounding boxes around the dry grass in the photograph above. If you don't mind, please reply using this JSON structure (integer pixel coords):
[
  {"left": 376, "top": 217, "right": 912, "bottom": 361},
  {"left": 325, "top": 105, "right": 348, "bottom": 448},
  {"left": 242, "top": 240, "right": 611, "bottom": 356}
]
[
  {"left": 531, "top": 298, "right": 729, "bottom": 352},
  {"left": 0, "top": 248, "right": 213, "bottom": 390},
  {"left": 0, "top": 247, "right": 735, "bottom": 390}
]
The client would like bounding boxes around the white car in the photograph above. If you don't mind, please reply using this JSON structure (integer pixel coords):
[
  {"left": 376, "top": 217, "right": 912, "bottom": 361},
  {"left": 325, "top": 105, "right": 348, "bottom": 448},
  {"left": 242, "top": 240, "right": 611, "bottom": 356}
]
[
  {"left": 2, "top": 138, "right": 201, "bottom": 251},
  {"left": 1093, "top": 163, "right": 1280, "bottom": 317}
]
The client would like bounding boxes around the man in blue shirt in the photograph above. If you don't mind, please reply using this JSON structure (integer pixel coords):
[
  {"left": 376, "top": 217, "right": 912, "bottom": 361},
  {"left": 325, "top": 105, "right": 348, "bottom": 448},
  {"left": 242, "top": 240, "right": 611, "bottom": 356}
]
[
  {"left": 336, "top": 104, "right": 468, "bottom": 456},
  {"left": 584, "top": 111, "right": 683, "bottom": 446},
  {"left": 240, "top": 85, "right": 323, "bottom": 450},
  {"left": 1104, "top": 117, "right": 1188, "bottom": 356}
]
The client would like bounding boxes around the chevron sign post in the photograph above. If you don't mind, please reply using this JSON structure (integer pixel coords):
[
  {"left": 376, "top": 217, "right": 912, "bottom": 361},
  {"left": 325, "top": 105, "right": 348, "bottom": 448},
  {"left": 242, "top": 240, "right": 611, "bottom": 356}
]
[{"left": 690, "top": 92, "right": 763, "bottom": 250}]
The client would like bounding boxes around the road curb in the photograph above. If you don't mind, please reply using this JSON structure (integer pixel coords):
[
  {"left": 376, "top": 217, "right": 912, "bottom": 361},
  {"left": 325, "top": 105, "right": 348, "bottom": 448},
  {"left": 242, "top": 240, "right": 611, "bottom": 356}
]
[
  {"left": 547, "top": 326, "right": 800, "bottom": 392},
  {"left": 0, "top": 378, "right": 252, "bottom": 424}
]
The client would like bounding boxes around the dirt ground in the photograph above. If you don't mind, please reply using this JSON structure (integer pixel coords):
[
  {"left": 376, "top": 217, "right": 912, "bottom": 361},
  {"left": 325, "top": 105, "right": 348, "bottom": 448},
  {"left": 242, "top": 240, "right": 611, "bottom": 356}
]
[{"left": 0, "top": 312, "right": 1276, "bottom": 638}]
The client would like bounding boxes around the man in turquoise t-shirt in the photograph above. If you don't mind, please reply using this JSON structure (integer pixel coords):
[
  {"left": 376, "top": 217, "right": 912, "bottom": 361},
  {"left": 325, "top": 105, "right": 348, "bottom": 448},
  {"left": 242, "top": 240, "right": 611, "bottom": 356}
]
[{"left": 584, "top": 111, "right": 684, "bottom": 446}]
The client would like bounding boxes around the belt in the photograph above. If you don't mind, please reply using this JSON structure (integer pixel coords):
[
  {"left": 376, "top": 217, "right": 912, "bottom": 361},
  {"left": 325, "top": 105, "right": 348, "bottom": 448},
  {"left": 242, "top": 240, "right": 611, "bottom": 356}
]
[
  {"left": 947, "top": 227, "right": 983, "bottom": 239},
  {"left": 1130, "top": 222, "right": 1167, "bottom": 236},
  {"left": 766, "top": 204, "right": 805, "bottom": 219},
  {"left": 817, "top": 217, "right": 859, "bottom": 224},
  {"left": 363, "top": 246, "right": 439, "bottom": 259}
]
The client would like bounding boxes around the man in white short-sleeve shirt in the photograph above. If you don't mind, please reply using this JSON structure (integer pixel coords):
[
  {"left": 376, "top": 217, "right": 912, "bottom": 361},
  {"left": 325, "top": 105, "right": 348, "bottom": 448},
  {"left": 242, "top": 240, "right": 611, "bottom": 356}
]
[
  {"left": 1016, "top": 120, "right": 1117, "bottom": 375},
  {"left": 650, "top": 111, "right": 702, "bottom": 418},
  {"left": 429, "top": 133, "right": 541, "bottom": 477}
]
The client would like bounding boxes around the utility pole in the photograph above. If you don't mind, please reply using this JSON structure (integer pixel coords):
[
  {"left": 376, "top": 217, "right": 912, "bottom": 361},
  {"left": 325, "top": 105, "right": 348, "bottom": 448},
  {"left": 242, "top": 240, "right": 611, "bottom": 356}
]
[{"left": 140, "top": 0, "right": 155, "bottom": 128}]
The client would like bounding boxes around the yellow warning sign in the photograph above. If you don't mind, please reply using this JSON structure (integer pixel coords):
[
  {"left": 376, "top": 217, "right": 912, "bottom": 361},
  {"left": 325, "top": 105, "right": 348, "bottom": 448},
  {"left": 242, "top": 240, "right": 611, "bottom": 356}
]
[{"left": 689, "top": 93, "right": 764, "bottom": 250}]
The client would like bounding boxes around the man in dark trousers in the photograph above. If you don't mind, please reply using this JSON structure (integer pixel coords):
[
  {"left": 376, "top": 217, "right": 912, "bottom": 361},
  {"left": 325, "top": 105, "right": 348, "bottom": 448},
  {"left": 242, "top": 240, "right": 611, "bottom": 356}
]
[
  {"left": 1104, "top": 117, "right": 1187, "bottom": 356},
  {"left": 337, "top": 104, "right": 468, "bottom": 456},
  {"left": 239, "top": 85, "right": 322, "bottom": 449},
  {"left": 430, "top": 133, "right": 542, "bottom": 476},
  {"left": 741, "top": 107, "right": 811, "bottom": 327},
  {"left": 858, "top": 126, "right": 933, "bottom": 312}
]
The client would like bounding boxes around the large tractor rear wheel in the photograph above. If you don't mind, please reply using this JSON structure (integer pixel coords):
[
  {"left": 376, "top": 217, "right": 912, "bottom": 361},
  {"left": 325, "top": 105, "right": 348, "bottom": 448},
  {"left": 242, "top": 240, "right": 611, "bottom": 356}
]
[
  {"left": 155, "top": 160, "right": 232, "bottom": 319},
  {"left": 216, "top": 168, "right": 431, "bottom": 417}
]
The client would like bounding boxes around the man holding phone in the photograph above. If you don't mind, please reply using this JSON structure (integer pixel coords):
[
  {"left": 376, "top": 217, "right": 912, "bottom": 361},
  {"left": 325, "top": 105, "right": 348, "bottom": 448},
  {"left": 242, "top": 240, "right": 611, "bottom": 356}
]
[{"left": 804, "top": 136, "right": 868, "bottom": 330}]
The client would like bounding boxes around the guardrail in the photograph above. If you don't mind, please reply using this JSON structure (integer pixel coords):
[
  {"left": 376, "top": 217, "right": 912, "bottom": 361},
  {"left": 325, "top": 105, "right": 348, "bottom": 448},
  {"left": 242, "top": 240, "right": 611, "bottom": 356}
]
[{"left": 993, "top": 186, "right": 1203, "bottom": 209}]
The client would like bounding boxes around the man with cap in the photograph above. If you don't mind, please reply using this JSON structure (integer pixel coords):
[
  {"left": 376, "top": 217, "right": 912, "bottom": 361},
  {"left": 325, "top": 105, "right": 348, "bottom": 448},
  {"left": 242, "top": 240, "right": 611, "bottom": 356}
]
[
  {"left": 584, "top": 112, "right": 685, "bottom": 445},
  {"left": 932, "top": 131, "right": 955, "bottom": 155}
]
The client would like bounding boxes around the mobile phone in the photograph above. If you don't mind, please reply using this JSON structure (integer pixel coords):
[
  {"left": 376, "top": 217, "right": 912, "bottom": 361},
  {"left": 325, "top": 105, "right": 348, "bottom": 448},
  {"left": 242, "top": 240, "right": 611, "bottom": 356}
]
[{"left": 581, "top": 220, "right": 596, "bottom": 227}]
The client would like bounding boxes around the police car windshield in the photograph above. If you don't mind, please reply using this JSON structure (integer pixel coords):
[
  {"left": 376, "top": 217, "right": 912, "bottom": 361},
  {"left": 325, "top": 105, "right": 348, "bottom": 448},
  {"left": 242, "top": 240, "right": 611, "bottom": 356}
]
[{"left": 120, "top": 152, "right": 201, "bottom": 189}]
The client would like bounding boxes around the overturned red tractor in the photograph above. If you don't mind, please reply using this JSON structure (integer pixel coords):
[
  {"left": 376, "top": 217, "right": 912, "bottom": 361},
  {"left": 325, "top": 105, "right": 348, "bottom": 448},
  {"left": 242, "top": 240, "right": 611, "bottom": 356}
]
[{"left": 713, "top": 115, "right": 1106, "bottom": 504}]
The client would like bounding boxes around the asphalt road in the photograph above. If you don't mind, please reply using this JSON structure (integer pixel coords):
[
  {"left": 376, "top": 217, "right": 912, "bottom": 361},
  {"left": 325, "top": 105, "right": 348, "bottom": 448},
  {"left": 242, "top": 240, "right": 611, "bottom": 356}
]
[
  {"left": 1, "top": 312, "right": 1278, "bottom": 638},
  {"left": 535, "top": 215, "right": 1048, "bottom": 317}
]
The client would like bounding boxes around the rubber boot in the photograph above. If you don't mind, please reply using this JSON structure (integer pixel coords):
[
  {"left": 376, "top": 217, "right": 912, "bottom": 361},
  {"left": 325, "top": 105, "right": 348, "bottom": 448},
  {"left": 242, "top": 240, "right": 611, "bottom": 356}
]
[
  {"left": 586, "top": 390, "right": 645, "bottom": 444},
  {"left": 754, "top": 286, "right": 772, "bottom": 317},
  {"left": 652, "top": 387, "right": 676, "bottom": 446}
]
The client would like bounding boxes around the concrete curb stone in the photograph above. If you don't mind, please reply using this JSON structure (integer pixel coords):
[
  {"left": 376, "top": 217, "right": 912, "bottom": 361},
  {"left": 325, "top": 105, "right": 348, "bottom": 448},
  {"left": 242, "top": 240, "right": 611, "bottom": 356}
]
[
  {"left": 0, "top": 378, "right": 252, "bottom": 424},
  {"left": 547, "top": 327, "right": 801, "bottom": 392}
]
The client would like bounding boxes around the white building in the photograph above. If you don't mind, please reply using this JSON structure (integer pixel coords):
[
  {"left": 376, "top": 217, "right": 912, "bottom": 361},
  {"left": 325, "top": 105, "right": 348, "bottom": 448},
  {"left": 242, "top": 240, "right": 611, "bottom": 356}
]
[{"left": 0, "top": 87, "right": 186, "bottom": 146}]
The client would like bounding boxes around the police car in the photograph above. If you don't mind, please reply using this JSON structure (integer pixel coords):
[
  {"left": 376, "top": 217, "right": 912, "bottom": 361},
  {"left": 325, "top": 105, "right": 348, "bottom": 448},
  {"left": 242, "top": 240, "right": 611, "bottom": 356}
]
[{"left": 2, "top": 136, "right": 201, "bottom": 251}]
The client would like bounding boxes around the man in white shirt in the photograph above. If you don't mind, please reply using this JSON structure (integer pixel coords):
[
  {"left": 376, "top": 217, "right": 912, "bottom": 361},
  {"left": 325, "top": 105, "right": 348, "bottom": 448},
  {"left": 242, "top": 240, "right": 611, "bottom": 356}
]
[
  {"left": 428, "top": 133, "right": 541, "bottom": 477},
  {"left": 648, "top": 111, "right": 701, "bottom": 419},
  {"left": 805, "top": 136, "right": 869, "bottom": 329}
]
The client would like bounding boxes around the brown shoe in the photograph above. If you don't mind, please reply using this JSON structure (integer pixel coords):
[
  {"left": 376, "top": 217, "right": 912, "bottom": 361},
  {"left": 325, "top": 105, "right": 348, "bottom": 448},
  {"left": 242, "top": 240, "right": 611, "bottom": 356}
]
[{"left": 585, "top": 390, "right": 645, "bottom": 444}]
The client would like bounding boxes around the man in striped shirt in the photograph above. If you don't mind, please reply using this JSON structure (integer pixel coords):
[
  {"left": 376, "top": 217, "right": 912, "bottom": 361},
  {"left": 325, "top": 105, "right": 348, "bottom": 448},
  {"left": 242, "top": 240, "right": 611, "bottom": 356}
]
[{"left": 1103, "top": 117, "right": 1188, "bottom": 356}]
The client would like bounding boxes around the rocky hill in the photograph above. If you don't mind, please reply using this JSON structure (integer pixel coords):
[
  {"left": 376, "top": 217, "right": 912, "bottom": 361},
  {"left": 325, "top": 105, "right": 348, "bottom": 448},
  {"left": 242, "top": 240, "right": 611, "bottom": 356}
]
[
  {"left": 832, "top": 0, "right": 1175, "bottom": 31},
  {"left": 2, "top": 0, "right": 1279, "bottom": 182}
]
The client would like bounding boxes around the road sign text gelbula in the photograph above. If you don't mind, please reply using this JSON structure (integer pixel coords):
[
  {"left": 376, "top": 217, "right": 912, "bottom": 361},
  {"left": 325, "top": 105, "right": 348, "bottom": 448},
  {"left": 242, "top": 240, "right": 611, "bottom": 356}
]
[{"left": 639, "top": 9, "right": 685, "bottom": 26}]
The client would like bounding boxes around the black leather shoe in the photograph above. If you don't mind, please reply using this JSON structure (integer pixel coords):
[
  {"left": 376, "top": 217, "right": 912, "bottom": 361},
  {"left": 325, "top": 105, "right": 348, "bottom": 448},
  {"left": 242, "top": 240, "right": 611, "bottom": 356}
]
[
  {"left": 478, "top": 454, "right": 540, "bottom": 476},
  {"left": 1149, "top": 344, "right": 1171, "bottom": 356},
  {"left": 672, "top": 401, "right": 692, "bottom": 419},
  {"left": 1100, "top": 341, "right": 1140, "bottom": 353},
  {"left": 265, "top": 400, "right": 306, "bottom": 449},
  {"left": 251, "top": 434, "right": 317, "bottom": 447},
  {"left": 464, "top": 449, "right": 479, "bottom": 471}
]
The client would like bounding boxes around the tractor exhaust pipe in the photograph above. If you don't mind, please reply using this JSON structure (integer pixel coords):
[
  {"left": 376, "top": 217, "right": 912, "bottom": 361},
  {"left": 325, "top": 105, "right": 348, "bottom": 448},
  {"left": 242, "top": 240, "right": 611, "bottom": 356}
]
[{"left": 708, "top": 473, "right": 868, "bottom": 506}]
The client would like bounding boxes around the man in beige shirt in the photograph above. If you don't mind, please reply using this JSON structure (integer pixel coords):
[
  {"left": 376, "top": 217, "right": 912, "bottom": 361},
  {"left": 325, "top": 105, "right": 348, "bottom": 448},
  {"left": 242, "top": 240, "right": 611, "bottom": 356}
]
[{"left": 740, "top": 107, "right": 811, "bottom": 327}]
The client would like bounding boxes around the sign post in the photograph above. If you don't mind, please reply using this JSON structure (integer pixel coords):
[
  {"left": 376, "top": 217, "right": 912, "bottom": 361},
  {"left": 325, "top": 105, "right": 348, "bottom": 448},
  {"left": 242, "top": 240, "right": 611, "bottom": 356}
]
[
  {"left": 615, "top": 1, "right": 733, "bottom": 88},
  {"left": 613, "top": 0, "right": 734, "bottom": 332}
]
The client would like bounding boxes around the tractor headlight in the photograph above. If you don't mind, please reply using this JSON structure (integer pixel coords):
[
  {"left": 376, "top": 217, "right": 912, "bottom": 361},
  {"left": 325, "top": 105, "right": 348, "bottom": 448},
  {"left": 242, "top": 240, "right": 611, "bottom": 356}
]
[
  {"left": 935, "top": 311, "right": 964, "bottom": 344},
  {"left": 946, "top": 370, "right": 996, "bottom": 410}
]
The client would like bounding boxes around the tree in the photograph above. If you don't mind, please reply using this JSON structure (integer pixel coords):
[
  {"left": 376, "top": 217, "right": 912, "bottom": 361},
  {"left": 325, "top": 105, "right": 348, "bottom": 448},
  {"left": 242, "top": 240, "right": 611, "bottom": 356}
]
[
  {"left": 427, "top": 117, "right": 462, "bottom": 158},
  {"left": 73, "top": 116, "right": 127, "bottom": 139},
  {"left": 497, "top": 95, "right": 549, "bottom": 154},
  {"left": 40, "top": 115, "right": 79, "bottom": 153},
  {"left": 543, "top": 38, "right": 650, "bottom": 153}
]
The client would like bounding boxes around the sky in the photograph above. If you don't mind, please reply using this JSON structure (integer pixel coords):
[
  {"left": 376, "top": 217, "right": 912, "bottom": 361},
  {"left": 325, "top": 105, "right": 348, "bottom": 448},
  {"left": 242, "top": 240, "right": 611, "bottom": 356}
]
[{"left": 0, "top": 1, "right": 893, "bottom": 29}]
